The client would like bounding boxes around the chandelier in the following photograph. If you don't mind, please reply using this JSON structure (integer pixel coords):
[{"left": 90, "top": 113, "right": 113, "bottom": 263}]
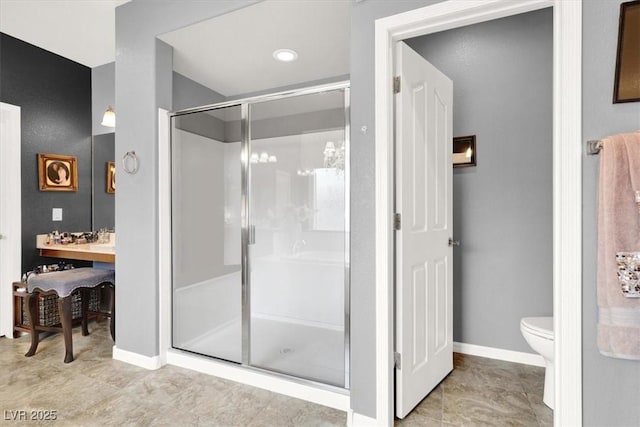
[
  {"left": 323, "top": 141, "right": 345, "bottom": 171},
  {"left": 250, "top": 152, "right": 277, "bottom": 164}
]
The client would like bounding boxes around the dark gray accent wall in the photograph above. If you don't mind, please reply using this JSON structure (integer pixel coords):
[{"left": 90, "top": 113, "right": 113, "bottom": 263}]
[
  {"left": 93, "top": 133, "right": 115, "bottom": 230},
  {"left": 583, "top": 1, "right": 640, "bottom": 425},
  {"left": 0, "top": 32, "right": 92, "bottom": 272},
  {"left": 406, "top": 8, "right": 553, "bottom": 353}
]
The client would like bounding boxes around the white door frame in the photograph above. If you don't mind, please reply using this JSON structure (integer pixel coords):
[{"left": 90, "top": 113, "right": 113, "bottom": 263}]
[
  {"left": 375, "top": 1, "right": 582, "bottom": 426},
  {"left": 0, "top": 102, "right": 22, "bottom": 338}
]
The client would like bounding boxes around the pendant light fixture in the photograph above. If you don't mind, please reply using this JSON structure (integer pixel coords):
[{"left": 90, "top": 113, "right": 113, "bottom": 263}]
[{"left": 101, "top": 106, "right": 116, "bottom": 127}]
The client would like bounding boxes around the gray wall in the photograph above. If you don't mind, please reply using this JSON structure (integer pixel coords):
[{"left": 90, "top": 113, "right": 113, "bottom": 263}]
[
  {"left": 350, "top": 0, "right": 439, "bottom": 415},
  {"left": 114, "top": 0, "right": 256, "bottom": 360},
  {"left": 115, "top": 0, "right": 640, "bottom": 423},
  {"left": 406, "top": 8, "right": 553, "bottom": 353},
  {"left": 92, "top": 62, "right": 116, "bottom": 136},
  {"left": 582, "top": 0, "right": 640, "bottom": 425},
  {"left": 172, "top": 71, "right": 226, "bottom": 111}
]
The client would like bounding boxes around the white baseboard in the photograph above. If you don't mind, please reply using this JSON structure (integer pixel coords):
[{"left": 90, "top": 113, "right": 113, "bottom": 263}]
[
  {"left": 112, "top": 345, "right": 162, "bottom": 370},
  {"left": 454, "top": 342, "right": 545, "bottom": 367},
  {"left": 347, "top": 410, "right": 378, "bottom": 427},
  {"left": 167, "top": 348, "right": 350, "bottom": 411}
]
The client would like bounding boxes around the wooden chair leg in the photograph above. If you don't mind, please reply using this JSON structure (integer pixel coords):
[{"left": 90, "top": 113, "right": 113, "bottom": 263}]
[
  {"left": 108, "top": 285, "right": 115, "bottom": 341},
  {"left": 24, "top": 292, "right": 40, "bottom": 357},
  {"left": 58, "top": 295, "right": 74, "bottom": 363},
  {"left": 81, "top": 289, "right": 90, "bottom": 336}
]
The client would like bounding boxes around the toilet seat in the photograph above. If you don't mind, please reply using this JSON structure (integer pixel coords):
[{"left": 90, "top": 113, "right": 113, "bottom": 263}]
[{"left": 521, "top": 317, "right": 553, "bottom": 340}]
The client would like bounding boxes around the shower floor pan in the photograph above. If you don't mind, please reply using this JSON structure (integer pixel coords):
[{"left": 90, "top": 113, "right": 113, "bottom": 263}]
[{"left": 177, "top": 316, "right": 346, "bottom": 388}]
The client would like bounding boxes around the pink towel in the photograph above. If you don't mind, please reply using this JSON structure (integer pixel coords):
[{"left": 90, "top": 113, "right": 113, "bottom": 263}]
[{"left": 597, "top": 131, "right": 640, "bottom": 360}]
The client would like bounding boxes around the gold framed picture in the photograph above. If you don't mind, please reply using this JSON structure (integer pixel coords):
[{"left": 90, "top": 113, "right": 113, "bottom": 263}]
[
  {"left": 37, "top": 153, "right": 78, "bottom": 192},
  {"left": 107, "top": 161, "right": 115, "bottom": 194}
]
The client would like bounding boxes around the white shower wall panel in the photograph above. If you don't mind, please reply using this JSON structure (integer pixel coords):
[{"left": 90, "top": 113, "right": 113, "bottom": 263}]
[
  {"left": 251, "top": 253, "right": 345, "bottom": 329},
  {"left": 173, "top": 271, "right": 241, "bottom": 354},
  {"left": 172, "top": 129, "right": 240, "bottom": 290}
]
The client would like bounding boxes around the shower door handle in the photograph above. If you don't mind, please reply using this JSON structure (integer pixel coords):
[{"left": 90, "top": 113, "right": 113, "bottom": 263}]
[{"left": 249, "top": 225, "right": 256, "bottom": 245}]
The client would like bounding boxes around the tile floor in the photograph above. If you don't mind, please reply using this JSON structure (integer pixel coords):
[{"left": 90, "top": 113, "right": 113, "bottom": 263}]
[{"left": 1, "top": 321, "right": 552, "bottom": 426}]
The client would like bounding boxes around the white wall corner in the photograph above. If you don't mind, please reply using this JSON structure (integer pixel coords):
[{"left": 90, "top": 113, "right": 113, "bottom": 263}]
[
  {"left": 158, "top": 108, "right": 171, "bottom": 367},
  {"left": 552, "top": 0, "right": 582, "bottom": 425},
  {"left": 112, "top": 346, "right": 162, "bottom": 370}
]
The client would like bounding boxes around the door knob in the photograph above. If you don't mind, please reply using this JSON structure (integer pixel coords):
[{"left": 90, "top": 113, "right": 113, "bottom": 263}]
[{"left": 448, "top": 238, "right": 460, "bottom": 247}]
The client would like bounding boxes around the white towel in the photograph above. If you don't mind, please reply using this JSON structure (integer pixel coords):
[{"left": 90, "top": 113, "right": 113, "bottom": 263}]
[{"left": 597, "top": 131, "right": 640, "bottom": 360}]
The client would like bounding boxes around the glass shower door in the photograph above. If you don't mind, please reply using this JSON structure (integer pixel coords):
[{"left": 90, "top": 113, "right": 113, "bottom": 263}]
[
  {"left": 248, "top": 90, "right": 348, "bottom": 387},
  {"left": 171, "top": 105, "right": 243, "bottom": 363}
]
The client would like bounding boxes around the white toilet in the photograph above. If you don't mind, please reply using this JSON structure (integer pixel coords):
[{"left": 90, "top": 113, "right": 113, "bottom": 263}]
[{"left": 520, "top": 316, "right": 554, "bottom": 409}]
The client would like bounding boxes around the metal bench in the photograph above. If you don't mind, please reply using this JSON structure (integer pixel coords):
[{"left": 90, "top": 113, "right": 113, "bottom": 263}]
[{"left": 24, "top": 267, "right": 115, "bottom": 363}]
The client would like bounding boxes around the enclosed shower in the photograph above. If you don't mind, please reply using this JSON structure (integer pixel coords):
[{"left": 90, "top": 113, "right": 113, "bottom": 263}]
[{"left": 169, "top": 83, "right": 349, "bottom": 389}]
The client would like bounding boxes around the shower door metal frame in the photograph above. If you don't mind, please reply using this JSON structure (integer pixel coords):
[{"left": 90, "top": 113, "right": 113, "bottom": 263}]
[
  {"left": 240, "top": 102, "right": 251, "bottom": 366},
  {"left": 169, "top": 81, "right": 351, "bottom": 390}
]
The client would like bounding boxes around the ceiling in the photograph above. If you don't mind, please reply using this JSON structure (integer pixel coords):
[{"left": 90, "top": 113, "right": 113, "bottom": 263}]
[
  {"left": 0, "top": 0, "right": 128, "bottom": 68},
  {"left": 0, "top": 0, "right": 350, "bottom": 97},
  {"left": 158, "top": 0, "right": 351, "bottom": 97}
]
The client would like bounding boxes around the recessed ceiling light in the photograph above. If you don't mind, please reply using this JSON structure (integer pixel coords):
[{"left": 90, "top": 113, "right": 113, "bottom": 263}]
[{"left": 273, "top": 49, "right": 298, "bottom": 62}]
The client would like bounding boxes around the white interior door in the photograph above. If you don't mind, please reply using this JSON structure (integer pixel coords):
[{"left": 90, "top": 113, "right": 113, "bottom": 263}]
[
  {"left": 0, "top": 102, "right": 22, "bottom": 338},
  {"left": 394, "top": 42, "right": 453, "bottom": 419}
]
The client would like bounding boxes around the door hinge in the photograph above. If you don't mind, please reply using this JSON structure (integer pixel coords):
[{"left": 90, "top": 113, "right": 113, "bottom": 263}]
[
  {"left": 393, "top": 76, "right": 401, "bottom": 94},
  {"left": 394, "top": 213, "right": 401, "bottom": 230},
  {"left": 394, "top": 352, "right": 402, "bottom": 369}
]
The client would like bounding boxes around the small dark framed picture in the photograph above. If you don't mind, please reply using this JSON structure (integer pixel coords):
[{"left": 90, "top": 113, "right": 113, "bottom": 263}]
[
  {"left": 106, "top": 161, "right": 115, "bottom": 194},
  {"left": 613, "top": 0, "right": 640, "bottom": 103},
  {"left": 453, "top": 135, "right": 476, "bottom": 168},
  {"left": 38, "top": 153, "right": 78, "bottom": 192}
]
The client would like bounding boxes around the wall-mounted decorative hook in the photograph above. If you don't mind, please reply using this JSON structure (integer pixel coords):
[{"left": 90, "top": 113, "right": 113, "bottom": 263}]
[
  {"left": 122, "top": 151, "right": 139, "bottom": 174},
  {"left": 586, "top": 140, "right": 603, "bottom": 155}
]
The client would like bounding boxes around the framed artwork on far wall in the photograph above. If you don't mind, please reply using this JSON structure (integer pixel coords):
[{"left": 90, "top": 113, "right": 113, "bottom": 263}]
[
  {"left": 453, "top": 135, "right": 476, "bottom": 168},
  {"left": 613, "top": 0, "right": 640, "bottom": 103},
  {"left": 107, "top": 161, "right": 115, "bottom": 194},
  {"left": 37, "top": 153, "right": 78, "bottom": 192}
]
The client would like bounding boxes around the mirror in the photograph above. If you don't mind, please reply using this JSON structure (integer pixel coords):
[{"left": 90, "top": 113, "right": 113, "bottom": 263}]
[{"left": 92, "top": 133, "right": 115, "bottom": 230}]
